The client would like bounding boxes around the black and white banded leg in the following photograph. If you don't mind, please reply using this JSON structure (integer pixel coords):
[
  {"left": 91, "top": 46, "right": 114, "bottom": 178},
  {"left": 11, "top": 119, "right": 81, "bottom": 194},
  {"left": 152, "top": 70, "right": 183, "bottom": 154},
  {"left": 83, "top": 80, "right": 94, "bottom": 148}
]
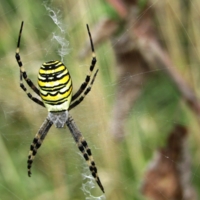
[
  {"left": 66, "top": 114, "right": 104, "bottom": 193},
  {"left": 71, "top": 24, "right": 97, "bottom": 102},
  {"left": 15, "top": 21, "right": 45, "bottom": 107},
  {"left": 69, "top": 69, "right": 99, "bottom": 110},
  {"left": 27, "top": 118, "right": 53, "bottom": 176}
]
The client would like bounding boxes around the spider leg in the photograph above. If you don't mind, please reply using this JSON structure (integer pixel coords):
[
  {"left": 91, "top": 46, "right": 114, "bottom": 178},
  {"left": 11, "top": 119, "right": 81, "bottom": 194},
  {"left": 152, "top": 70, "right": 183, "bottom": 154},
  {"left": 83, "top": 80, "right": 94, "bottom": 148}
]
[
  {"left": 69, "top": 69, "right": 99, "bottom": 110},
  {"left": 66, "top": 114, "right": 104, "bottom": 193},
  {"left": 19, "top": 72, "right": 45, "bottom": 107},
  {"left": 27, "top": 118, "right": 53, "bottom": 177},
  {"left": 78, "top": 137, "right": 104, "bottom": 192},
  {"left": 71, "top": 24, "right": 97, "bottom": 102},
  {"left": 15, "top": 21, "right": 44, "bottom": 107}
]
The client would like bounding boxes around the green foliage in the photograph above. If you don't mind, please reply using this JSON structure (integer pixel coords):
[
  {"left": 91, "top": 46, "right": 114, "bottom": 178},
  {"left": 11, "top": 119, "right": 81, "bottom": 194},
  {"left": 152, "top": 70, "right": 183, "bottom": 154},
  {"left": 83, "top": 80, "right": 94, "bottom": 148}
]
[{"left": 0, "top": 0, "right": 200, "bottom": 200}]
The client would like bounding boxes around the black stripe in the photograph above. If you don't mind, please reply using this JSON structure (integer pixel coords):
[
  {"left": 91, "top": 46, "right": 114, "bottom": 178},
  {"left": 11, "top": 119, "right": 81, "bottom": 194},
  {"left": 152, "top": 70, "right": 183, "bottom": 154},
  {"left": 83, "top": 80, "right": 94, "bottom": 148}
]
[
  {"left": 39, "top": 78, "right": 71, "bottom": 91},
  {"left": 39, "top": 68, "right": 67, "bottom": 77},
  {"left": 43, "top": 96, "right": 70, "bottom": 105},
  {"left": 41, "top": 61, "right": 65, "bottom": 70},
  {"left": 38, "top": 71, "right": 69, "bottom": 82},
  {"left": 40, "top": 84, "right": 66, "bottom": 91},
  {"left": 43, "top": 60, "right": 59, "bottom": 65},
  {"left": 41, "top": 85, "right": 72, "bottom": 97}
]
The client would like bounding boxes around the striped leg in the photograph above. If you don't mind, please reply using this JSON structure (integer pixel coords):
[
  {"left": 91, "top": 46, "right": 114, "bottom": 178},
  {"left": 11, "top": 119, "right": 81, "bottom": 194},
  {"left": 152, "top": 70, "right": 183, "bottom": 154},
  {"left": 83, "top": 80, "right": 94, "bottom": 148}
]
[
  {"left": 15, "top": 21, "right": 45, "bottom": 107},
  {"left": 69, "top": 69, "right": 99, "bottom": 110},
  {"left": 27, "top": 118, "right": 53, "bottom": 177},
  {"left": 71, "top": 24, "right": 97, "bottom": 102},
  {"left": 78, "top": 137, "right": 104, "bottom": 193},
  {"left": 20, "top": 72, "right": 45, "bottom": 107},
  {"left": 66, "top": 115, "right": 104, "bottom": 193}
]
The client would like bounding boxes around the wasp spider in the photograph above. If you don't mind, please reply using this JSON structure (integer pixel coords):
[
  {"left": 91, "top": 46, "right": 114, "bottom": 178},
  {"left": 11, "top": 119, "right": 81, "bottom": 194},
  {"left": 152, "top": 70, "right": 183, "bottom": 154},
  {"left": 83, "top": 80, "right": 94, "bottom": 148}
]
[{"left": 15, "top": 21, "right": 104, "bottom": 193}]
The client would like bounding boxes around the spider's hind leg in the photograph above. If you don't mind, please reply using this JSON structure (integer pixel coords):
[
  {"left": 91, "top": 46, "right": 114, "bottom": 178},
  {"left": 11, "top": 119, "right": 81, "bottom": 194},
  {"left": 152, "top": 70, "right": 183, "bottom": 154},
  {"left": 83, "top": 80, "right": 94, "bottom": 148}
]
[
  {"left": 66, "top": 115, "right": 104, "bottom": 193},
  {"left": 78, "top": 137, "right": 104, "bottom": 192},
  {"left": 27, "top": 118, "right": 53, "bottom": 176}
]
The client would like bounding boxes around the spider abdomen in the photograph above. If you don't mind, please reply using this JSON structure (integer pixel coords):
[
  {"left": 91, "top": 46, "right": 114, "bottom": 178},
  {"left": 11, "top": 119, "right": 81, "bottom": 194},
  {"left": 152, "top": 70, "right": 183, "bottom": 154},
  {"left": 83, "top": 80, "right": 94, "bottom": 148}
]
[{"left": 38, "top": 60, "right": 73, "bottom": 112}]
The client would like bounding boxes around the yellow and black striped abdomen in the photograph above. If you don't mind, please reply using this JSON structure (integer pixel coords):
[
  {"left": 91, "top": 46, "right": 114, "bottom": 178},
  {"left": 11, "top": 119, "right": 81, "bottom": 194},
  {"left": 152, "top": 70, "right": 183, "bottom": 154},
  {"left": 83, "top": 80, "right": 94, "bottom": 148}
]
[{"left": 38, "top": 60, "right": 73, "bottom": 112}]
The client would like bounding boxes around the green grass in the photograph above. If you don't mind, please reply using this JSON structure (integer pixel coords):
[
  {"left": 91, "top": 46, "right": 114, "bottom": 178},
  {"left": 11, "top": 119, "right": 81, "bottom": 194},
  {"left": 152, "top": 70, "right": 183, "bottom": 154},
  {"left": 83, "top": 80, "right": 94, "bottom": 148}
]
[{"left": 0, "top": 0, "right": 200, "bottom": 200}]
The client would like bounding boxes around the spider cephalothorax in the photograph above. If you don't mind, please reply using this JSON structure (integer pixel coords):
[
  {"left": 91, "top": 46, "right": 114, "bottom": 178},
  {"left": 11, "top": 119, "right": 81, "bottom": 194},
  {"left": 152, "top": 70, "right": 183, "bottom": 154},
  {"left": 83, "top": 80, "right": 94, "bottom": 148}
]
[
  {"left": 48, "top": 111, "right": 69, "bottom": 128},
  {"left": 15, "top": 21, "right": 104, "bottom": 193}
]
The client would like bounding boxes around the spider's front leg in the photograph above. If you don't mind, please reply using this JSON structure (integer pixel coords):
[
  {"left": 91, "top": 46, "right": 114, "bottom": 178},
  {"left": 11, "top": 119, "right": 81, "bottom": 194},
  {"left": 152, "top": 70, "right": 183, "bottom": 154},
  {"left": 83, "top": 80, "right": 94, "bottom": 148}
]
[
  {"left": 71, "top": 24, "right": 97, "bottom": 102},
  {"left": 69, "top": 69, "right": 99, "bottom": 110},
  {"left": 66, "top": 114, "right": 105, "bottom": 193},
  {"left": 15, "top": 21, "right": 45, "bottom": 108},
  {"left": 27, "top": 118, "right": 53, "bottom": 176}
]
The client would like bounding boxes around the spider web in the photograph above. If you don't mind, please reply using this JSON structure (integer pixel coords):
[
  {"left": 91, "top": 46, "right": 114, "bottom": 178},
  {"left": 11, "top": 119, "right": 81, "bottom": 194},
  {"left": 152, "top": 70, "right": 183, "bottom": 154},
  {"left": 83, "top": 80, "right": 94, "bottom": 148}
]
[{"left": 0, "top": 0, "right": 200, "bottom": 200}]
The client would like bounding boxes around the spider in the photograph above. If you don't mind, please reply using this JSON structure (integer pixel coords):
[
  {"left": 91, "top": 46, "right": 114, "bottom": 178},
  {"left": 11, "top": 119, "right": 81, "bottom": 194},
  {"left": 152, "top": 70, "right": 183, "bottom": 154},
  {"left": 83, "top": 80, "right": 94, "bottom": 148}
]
[{"left": 15, "top": 21, "right": 104, "bottom": 193}]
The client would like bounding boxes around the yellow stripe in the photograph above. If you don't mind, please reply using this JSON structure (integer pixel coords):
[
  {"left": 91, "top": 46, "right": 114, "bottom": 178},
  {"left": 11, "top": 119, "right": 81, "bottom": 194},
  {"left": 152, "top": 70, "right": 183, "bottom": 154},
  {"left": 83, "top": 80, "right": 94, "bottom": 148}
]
[
  {"left": 39, "top": 84, "right": 65, "bottom": 91},
  {"left": 39, "top": 65, "right": 66, "bottom": 74},
  {"left": 38, "top": 74, "right": 70, "bottom": 87},
  {"left": 40, "top": 85, "right": 73, "bottom": 102}
]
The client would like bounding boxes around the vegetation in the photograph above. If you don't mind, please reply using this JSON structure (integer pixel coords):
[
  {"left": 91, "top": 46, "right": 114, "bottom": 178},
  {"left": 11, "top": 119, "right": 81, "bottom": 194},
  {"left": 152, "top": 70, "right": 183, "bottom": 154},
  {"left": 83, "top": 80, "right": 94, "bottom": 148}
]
[{"left": 0, "top": 0, "right": 200, "bottom": 199}]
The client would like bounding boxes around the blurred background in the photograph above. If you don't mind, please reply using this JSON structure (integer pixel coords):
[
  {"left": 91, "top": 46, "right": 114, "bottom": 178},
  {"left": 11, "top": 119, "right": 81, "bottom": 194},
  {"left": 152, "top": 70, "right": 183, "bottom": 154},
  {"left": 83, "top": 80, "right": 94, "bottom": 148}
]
[{"left": 1, "top": 0, "right": 200, "bottom": 199}]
